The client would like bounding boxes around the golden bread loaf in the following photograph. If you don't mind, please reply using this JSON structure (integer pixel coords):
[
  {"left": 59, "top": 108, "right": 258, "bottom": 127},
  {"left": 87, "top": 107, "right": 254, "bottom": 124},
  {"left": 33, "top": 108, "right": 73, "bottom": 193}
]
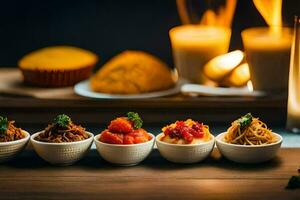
[{"left": 90, "top": 51, "right": 176, "bottom": 94}]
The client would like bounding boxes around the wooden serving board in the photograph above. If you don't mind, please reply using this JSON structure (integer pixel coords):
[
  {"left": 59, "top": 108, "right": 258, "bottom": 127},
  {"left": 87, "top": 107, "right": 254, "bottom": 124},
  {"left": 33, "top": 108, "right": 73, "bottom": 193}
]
[
  {"left": 0, "top": 68, "right": 81, "bottom": 99},
  {"left": 0, "top": 68, "right": 287, "bottom": 126},
  {"left": 0, "top": 149, "right": 299, "bottom": 200}
]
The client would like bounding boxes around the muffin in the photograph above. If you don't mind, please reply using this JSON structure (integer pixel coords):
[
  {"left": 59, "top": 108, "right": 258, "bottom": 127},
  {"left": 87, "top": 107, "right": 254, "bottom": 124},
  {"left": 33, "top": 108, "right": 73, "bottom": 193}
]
[
  {"left": 90, "top": 50, "right": 176, "bottom": 94},
  {"left": 19, "top": 46, "right": 98, "bottom": 87}
]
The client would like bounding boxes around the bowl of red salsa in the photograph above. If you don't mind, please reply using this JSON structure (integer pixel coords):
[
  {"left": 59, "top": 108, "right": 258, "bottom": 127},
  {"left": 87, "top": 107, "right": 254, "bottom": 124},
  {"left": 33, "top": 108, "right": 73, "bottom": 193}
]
[{"left": 94, "top": 112, "right": 154, "bottom": 166}]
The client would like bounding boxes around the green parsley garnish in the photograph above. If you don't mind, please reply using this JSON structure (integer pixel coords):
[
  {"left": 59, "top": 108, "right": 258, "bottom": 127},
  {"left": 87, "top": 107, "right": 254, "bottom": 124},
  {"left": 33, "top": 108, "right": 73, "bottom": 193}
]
[
  {"left": 237, "top": 113, "right": 253, "bottom": 128},
  {"left": 53, "top": 114, "right": 71, "bottom": 129},
  {"left": 127, "top": 112, "right": 143, "bottom": 129},
  {"left": 287, "top": 175, "right": 300, "bottom": 189},
  {"left": 0, "top": 116, "right": 8, "bottom": 135},
  {"left": 287, "top": 168, "right": 300, "bottom": 189}
]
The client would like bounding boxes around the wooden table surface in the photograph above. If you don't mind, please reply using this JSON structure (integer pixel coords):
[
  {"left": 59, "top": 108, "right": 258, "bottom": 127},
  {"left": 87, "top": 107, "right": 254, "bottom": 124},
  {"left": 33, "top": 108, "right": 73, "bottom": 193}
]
[
  {"left": 0, "top": 148, "right": 299, "bottom": 200},
  {"left": 0, "top": 68, "right": 299, "bottom": 199}
]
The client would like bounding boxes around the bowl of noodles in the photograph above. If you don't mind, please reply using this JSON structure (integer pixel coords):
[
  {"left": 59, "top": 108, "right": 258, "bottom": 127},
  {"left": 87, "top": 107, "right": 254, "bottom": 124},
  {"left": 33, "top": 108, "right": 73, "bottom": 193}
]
[
  {"left": 31, "top": 114, "right": 93, "bottom": 165},
  {"left": 216, "top": 113, "right": 282, "bottom": 164},
  {"left": 0, "top": 116, "right": 30, "bottom": 162}
]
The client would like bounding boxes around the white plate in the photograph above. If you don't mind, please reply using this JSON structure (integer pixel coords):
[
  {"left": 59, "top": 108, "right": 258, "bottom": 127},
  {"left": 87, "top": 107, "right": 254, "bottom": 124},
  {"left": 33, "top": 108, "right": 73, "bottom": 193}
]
[
  {"left": 181, "top": 83, "right": 265, "bottom": 97},
  {"left": 74, "top": 80, "right": 184, "bottom": 99}
]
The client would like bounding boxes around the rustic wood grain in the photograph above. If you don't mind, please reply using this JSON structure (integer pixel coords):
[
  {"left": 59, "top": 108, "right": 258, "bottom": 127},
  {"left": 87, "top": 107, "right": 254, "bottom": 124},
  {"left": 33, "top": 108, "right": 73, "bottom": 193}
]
[
  {"left": 0, "top": 149, "right": 299, "bottom": 200},
  {"left": 0, "top": 96, "right": 286, "bottom": 127}
]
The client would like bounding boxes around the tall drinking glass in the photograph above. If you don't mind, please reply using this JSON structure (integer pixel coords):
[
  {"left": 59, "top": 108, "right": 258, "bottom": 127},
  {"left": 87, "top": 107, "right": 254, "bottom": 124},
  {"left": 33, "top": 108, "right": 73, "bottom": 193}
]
[
  {"left": 287, "top": 16, "right": 300, "bottom": 133},
  {"left": 170, "top": 0, "right": 236, "bottom": 84}
]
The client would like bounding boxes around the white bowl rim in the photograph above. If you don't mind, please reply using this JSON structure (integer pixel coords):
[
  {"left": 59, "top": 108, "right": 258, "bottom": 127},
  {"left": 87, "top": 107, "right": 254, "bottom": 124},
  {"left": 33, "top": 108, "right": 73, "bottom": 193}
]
[
  {"left": 94, "top": 132, "right": 155, "bottom": 147},
  {"left": 30, "top": 131, "right": 94, "bottom": 145},
  {"left": 0, "top": 130, "right": 30, "bottom": 146},
  {"left": 216, "top": 131, "right": 283, "bottom": 148},
  {"left": 155, "top": 132, "right": 215, "bottom": 147}
]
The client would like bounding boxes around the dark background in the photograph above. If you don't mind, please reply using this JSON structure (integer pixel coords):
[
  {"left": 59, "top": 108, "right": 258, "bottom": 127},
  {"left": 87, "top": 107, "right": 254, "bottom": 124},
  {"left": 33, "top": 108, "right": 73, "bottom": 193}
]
[{"left": 0, "top": 0, "right": 299, "bottom": 68}]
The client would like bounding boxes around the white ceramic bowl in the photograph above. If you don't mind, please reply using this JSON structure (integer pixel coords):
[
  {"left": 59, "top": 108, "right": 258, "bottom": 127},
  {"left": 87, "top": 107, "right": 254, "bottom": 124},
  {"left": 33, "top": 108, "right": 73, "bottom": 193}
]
[
  {"left": 0, "top": 130, "right": 30, "bottom": 162},
  {"left": 31, "top": 131, "right": 94, "bottom": 166},
  {"left": 216, "top": 132, "right": 282, "bottom": 164},
  {"left": 94, "top": 133, "right": 155, "bottom": 166},
  {"left": 155, "top": 133, "right": 215, "bottom": 164}
]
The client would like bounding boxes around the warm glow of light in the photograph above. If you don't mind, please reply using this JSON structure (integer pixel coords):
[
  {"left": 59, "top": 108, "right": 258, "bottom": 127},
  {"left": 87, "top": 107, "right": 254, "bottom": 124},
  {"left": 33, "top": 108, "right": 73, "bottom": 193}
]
[
  {"left": 242, "top": 27, "right": 292, "bottom": 50},
  {"left": 170, "top": 25, "right": 231, "bottom": 46},
  {"left": 176, "top": 0, "right": 237, "bottom": 27},
  {"left": 247, "top": 81, "right": 254, "bottom": 92},
  {"left": 253, "top": 0, "right": 282, "bottom": 34},
  {"left": 200, "top": 0, "right": 237, "bottom": 27},
  {"left": 287, "top": 17, "right": 300, "bottom": 130},
  {"left": 204, "top": 50, "right": 244, "bottom": 82},
  {"left": 174, "top": 0, "right": 237, "bottom": 85}
]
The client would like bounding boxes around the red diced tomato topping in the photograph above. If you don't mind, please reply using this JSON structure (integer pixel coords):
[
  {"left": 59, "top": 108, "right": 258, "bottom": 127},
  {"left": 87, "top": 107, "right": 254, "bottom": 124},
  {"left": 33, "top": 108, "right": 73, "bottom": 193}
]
[
  {"left": 123, "top": 134, "right": 135, "bottom": 144},
  {"left": 162, "top": 119, "right": 206, "bottom": 143},
  {"left": 99, "top": 115, "right": 151, "bottom": 145},
  {"left": 108, "top": 117, "right": 133, "bottom": 133},
  {"left": 100, "top": 130, "right": 123, "bottom": 144}
]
